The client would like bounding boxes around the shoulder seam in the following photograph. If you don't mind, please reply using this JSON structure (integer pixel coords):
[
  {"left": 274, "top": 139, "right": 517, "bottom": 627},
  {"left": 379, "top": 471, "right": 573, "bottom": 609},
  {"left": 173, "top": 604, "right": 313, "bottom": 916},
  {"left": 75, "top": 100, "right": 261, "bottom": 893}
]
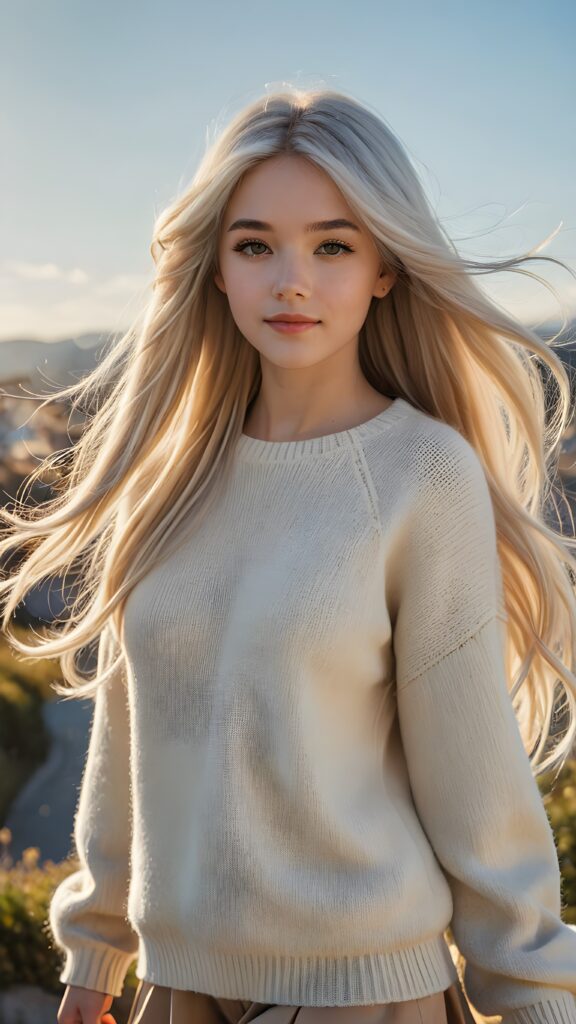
[
  {"left": 395, "top": 610, "right": 501, "bottom": 695},
  {"left": 348, "top": 441, "right": 383, "bottom": 535}
]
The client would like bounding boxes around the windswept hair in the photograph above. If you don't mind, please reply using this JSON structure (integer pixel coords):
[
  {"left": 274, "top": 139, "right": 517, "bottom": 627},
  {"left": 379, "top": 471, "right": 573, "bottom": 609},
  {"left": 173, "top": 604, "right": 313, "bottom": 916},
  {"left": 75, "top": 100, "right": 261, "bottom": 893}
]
[{"left": 1, "top": 85, "right": 576, "bottom": 782}]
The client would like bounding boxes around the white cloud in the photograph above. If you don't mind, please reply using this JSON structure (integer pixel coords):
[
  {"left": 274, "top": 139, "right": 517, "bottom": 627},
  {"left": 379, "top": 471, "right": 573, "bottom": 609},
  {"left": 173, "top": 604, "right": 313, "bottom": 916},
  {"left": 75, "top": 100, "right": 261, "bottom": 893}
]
[
  {"left": 0, "top": 265, "right": 153, "bottom": 341},
  {"left": 68, "top": 267, "right": 90, "bottom": 285},
  {"left": 2, "top": 261, "right": 151, "bottom": 295},
  {"left": 94, "top": 273, "right": 153, "bottom": 295},
  {"left": 2, "top": 260, "right": 90, "bottom": 284},
  {"left": 0, "top": 289, "right": 148, "bottom": 342}
]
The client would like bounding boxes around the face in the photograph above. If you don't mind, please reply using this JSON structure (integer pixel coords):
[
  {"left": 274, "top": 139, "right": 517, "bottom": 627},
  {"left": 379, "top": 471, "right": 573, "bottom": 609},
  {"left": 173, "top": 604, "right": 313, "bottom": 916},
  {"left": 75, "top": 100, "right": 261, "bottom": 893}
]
[{"left": 214, "top": 154, "right": 396, "bottom": 370}]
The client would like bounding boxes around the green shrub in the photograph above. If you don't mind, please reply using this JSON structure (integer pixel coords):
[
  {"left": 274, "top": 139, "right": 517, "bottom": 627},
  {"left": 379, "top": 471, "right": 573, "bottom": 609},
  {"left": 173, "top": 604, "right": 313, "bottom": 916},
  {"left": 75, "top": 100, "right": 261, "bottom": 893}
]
[
  {"left": 0, "top": 679, "right": 50, "bottom": 824},
  {"left": 0, "top": 623, "right": 63, "bottom": 705},
  {"left": 0, "top": 624, "right": 62, "bottom": 822},
  {"left": 0, "top": 843, "right": 66, "bottom": 991},
  {"left": 538, "top": 757, "right": 576, "bottom": 922},
  {"left": 0, "top": 838, "right": 138, "bottom": 1021}
]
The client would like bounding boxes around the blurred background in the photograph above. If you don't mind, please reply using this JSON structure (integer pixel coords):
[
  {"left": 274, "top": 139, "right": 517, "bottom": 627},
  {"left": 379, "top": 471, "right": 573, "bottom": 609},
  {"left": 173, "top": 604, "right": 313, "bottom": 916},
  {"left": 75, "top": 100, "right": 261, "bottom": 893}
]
[{"left": 0, "top": 0, "right": 575, "bottom": 1018}]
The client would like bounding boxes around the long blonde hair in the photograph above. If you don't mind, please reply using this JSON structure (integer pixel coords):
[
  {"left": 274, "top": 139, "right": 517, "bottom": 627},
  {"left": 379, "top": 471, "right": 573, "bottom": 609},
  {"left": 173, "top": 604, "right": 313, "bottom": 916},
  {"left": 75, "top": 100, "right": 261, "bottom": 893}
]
[{"left": 1, "top": 85, "right": 576, "bottom": 783}]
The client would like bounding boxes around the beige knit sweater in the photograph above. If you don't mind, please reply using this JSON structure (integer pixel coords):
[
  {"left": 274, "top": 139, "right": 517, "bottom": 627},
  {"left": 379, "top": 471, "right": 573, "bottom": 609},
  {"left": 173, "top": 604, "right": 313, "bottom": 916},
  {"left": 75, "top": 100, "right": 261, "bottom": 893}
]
[{"left": 48, "top": 397, "right": 576, "bottom": 1023}]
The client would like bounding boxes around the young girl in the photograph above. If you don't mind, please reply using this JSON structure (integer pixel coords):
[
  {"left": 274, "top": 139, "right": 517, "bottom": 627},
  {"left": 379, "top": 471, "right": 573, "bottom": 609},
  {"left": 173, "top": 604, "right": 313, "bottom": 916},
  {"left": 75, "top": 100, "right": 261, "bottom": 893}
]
[{"left": 1, "top": 87, "right": 576, "bottom": 1024}]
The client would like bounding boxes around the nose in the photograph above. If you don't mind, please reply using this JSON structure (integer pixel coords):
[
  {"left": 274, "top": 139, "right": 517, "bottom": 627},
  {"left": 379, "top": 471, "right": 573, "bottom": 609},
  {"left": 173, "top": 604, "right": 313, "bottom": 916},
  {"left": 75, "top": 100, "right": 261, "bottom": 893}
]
[
  {"left": 270, "top": 248, "right": 313, "bottom": 300},
  {"left": 272, "top": 270, "right": 311, "bottom": 300}
]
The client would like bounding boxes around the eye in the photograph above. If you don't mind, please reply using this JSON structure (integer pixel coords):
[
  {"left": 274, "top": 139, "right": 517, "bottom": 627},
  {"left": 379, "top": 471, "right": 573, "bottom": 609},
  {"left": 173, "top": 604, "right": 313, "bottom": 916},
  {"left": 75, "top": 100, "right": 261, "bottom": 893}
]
[
  {"left": 233, "top": 239, "right": 269, "bottom": 257},
  {"left": 318, "top": 240, "right": 355, "bottom": 256},
  {"left": 231, "top": 238, "right": 356, "bottom": 258}
]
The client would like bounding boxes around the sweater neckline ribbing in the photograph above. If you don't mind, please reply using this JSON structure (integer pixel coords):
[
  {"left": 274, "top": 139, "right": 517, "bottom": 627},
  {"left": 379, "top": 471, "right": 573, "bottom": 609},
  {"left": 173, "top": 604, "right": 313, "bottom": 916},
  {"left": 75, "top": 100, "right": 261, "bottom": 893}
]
[{"left": 234, "top": 397, "right": 412, "bottom": 463}]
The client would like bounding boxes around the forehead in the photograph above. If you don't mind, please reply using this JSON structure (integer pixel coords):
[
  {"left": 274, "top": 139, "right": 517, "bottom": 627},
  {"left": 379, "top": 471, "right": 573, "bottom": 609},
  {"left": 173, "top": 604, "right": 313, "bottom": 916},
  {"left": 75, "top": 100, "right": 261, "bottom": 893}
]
[{"left": 224, "top": 154, "right": 356, "bottom": 225}]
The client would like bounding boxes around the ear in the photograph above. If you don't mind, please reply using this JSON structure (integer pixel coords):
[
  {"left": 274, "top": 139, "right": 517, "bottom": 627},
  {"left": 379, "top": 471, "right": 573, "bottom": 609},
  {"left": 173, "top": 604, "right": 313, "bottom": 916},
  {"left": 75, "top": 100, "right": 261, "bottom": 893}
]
[
  {"left": 214, "top": 270, "right": 226, "bottom": 293},
  {"left": 374, "top": 268, "right": 397, "bottom": 299}
]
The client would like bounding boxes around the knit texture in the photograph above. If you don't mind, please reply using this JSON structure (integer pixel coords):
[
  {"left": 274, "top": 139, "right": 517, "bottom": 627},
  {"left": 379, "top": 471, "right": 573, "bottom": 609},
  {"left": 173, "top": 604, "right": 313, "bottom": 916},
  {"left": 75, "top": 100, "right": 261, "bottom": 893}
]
[{"left": 48, "top": 397, "right": 576, "bottom": 1023}]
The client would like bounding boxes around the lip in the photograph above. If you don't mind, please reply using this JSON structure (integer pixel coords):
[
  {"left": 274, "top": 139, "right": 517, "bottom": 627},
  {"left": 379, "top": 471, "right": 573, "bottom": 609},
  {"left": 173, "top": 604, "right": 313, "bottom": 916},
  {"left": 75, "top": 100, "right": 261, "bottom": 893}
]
[
  {"left": 265, "top": 321, "right": 320, "bottom": 334},
  {"left": 265, "top": 314, "right": 320, "bottom": 323}
]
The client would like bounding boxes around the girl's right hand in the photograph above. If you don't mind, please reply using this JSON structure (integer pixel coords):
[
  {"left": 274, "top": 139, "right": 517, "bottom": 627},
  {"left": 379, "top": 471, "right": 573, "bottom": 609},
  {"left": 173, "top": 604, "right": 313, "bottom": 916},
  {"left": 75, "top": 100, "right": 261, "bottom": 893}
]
[{"left": 57, "top": 983, "right": 117, "bottom": 1023}]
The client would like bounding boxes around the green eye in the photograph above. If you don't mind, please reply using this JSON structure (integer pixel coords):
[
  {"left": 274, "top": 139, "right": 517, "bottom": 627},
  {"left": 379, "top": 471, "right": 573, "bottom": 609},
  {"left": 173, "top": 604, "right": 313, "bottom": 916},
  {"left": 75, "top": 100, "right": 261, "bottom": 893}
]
[{"left": 232, "top": 238, "right": 356, "bottom": 258}]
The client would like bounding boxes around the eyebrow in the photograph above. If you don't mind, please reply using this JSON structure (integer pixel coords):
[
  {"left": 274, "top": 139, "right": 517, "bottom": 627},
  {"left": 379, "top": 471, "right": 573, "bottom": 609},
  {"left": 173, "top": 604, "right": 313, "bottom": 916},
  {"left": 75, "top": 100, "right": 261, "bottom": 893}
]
[{"left": 226, "top": 217, "right": 361, "bottom": 234}]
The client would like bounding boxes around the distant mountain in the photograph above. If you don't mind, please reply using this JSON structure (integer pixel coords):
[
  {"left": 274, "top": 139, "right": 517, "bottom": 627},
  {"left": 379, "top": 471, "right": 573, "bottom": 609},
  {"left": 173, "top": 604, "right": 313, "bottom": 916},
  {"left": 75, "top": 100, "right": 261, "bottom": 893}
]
[{"left": 0, "top": 332, "right": 116, "bottom": 390}]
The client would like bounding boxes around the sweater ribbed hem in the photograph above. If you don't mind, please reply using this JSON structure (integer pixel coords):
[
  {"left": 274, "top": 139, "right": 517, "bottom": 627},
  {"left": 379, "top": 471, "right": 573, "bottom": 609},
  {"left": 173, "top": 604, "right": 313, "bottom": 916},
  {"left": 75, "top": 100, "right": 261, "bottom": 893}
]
[
  {"left": 235, "top": 397, "right": 412, "bottom": 462},
  {"left": 135, "top": 932, "right": 459, "bottom": 1005},
  {"left": 503, "top": 993, "right": 576, "bottom": 1024},
  {"left": 58, "top": 945, "right": 137, "bottom": 998}
]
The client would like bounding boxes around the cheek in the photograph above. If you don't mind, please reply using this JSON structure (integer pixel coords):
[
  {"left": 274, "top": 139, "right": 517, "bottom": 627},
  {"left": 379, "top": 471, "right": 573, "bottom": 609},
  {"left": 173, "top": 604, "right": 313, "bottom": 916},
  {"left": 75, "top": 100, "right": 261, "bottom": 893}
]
[
  {"left": 330, "top": 271, "right": 371, "bottom": 311},
  {"left": 228, "top": 274, "right": 261, "bottom": 314},
  {"left": 222, "top": 274, "right": 263, "bottom": 330},
  {"left": 223, "top": 256, "right": 256, "bottom": 290}
]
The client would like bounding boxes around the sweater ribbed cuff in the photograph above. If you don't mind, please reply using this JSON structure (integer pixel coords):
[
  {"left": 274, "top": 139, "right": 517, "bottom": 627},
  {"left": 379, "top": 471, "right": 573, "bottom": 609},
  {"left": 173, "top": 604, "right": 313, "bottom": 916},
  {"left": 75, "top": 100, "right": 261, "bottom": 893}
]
[
  {"left": 503, "top": 993, "right": 576, "bottom": 1024},
  {"left": 58, "top": 945, "right": 137, "bottom": 998}
]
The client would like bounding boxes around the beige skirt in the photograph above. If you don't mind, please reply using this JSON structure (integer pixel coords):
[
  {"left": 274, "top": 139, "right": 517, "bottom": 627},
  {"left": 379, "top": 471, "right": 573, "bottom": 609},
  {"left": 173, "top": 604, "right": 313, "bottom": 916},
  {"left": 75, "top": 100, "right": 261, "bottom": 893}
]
[{"left": 126, "top": 979, "right": 477, "bottom": 1024}]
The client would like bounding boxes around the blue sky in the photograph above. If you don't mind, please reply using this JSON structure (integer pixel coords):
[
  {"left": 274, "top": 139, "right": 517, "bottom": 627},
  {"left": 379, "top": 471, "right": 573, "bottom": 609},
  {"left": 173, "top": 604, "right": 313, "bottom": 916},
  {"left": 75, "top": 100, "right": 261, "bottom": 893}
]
[{"left": 1, "top": 0, "right": 575, "bottom": 342}]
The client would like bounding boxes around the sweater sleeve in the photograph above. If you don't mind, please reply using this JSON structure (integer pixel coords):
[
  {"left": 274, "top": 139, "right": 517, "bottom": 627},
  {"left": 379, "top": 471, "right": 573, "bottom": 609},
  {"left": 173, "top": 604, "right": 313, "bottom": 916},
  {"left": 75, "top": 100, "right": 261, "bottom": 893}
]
[
  {"left": 48, "top": 624, "right": 139, "bottom": 997},
  {"left": 391, "top": 431, "right": 576, "bottom": 1024}
]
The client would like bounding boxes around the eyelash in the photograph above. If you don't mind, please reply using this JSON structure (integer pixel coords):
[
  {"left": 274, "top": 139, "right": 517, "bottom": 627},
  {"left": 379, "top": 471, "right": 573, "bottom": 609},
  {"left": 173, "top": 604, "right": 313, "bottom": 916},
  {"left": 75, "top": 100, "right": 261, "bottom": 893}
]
[{"left": 231, "top": 238, "right": 356, "bottom": 258}]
